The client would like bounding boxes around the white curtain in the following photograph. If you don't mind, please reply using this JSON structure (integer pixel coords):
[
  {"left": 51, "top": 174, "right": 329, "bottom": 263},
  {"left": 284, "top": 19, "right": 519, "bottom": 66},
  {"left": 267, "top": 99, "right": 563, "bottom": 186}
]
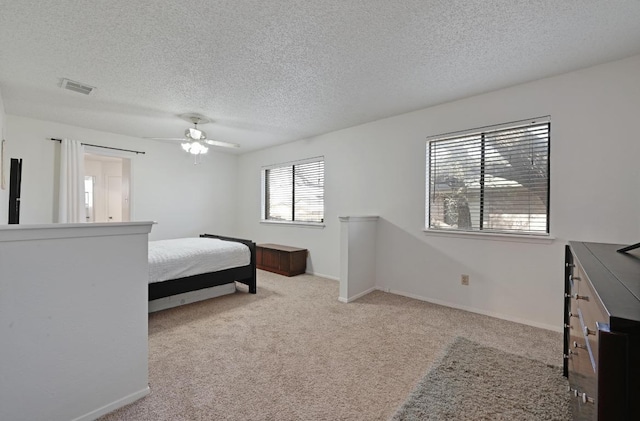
[{"left": 58, "top": 138, "right": 86, "bottom": 223}]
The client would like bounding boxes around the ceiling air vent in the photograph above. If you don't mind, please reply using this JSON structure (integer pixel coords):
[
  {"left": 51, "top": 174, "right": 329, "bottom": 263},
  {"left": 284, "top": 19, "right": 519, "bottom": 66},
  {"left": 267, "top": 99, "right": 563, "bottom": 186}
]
[{"left": 60, "top": 78, "right": 96, "bottom": 95}]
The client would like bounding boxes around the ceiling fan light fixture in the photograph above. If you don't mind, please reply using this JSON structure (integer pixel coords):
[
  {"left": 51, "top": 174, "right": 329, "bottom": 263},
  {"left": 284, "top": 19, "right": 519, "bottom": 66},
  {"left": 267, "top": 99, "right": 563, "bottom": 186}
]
[{"left": 181, "top": 141, "right": 208, "bottom": 155}]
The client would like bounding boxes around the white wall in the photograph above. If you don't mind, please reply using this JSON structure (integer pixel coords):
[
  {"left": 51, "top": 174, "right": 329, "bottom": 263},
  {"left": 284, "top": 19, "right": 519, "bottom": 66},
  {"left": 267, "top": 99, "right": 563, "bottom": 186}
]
[
  {"left": 237, "top": 54, "right": 640, "bottom": 330},
  {"left": 0, "top": 222, "right": 153, "bottom": 421},
  {"left": 2, "top": 115, "right": 239, "bottom": 239},
  {"left": 0, "top": 87, "right": 7, "bottom": 223},
  {"left": 339, "top": 216, "right": 378, "bottom": 302}
]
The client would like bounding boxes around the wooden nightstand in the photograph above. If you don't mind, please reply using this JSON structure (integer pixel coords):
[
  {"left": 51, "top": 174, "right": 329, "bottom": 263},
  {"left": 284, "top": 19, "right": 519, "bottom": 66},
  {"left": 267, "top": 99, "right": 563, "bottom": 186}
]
[{"left": 256, "top": 244, "right": 307, "bottom": 276}]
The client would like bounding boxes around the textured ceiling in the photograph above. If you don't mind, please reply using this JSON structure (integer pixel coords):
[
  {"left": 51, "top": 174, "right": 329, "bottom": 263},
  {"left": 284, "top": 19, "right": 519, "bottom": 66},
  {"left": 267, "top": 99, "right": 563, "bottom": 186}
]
[{"left": 1, "top": 1, "right": 640, "bottom": 153}]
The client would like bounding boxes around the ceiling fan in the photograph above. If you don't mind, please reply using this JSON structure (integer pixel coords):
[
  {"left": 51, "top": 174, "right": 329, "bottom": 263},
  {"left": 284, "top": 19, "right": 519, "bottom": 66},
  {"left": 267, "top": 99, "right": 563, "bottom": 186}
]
[{"left": 149, "top": 114, "right": 240, "bottom": 155}]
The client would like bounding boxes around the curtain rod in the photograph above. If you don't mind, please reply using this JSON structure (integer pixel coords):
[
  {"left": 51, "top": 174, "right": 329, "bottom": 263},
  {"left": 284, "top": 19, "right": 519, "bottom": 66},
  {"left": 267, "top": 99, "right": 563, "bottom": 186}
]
[{"left": 49, "top": 138, "right": 145, "bottom": 155}]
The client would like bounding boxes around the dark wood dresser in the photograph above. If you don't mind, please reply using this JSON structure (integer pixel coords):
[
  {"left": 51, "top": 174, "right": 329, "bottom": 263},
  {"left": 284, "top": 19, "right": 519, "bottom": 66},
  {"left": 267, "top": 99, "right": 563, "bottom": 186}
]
[
  {"left": 256, "top": 243, "right": 307, "bottom": 277},
  {"left": 564, "top": 242, "right": 640, "bottom": 420}
]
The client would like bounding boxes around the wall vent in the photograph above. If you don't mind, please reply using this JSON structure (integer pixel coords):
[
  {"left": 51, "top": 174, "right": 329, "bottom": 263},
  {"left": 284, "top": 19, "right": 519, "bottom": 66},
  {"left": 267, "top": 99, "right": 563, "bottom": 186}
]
[{"left": 60, "top": 78, "right": 96, "bottom": 95}]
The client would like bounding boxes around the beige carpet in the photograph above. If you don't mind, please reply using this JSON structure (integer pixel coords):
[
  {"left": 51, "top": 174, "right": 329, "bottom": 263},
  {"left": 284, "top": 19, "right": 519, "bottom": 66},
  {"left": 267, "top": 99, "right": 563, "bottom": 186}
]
[{"left": 100, "top": 270, "right": 564, "bottom": 421}]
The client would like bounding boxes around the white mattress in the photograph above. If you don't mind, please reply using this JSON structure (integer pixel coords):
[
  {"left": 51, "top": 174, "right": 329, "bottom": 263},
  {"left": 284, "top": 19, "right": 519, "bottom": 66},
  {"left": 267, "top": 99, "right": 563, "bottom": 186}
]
[{"left": 148, "top": 237, "right": 250, "bottom": 284}]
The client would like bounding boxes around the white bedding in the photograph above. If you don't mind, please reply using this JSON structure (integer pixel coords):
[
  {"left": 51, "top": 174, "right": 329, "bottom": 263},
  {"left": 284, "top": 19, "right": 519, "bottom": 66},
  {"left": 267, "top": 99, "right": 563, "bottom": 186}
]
[{"left": 148, "top": 237, "right": 250, "bottom": 284}]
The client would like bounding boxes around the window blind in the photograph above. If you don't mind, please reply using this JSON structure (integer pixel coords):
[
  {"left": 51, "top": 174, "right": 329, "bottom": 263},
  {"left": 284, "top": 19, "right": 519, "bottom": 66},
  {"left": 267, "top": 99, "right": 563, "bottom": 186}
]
[
  {"left": 265, "top": 158, "right": 324, "bottom": 223},
  {"left": 428, "top": 121, "right": 550, "bottom": 235}
]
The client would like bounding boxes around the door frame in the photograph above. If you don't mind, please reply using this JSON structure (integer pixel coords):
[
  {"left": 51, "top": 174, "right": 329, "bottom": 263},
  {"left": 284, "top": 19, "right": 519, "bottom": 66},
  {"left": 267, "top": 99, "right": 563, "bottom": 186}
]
[{"left": 83, "top": 146, "right": 135, "bottom": 221}]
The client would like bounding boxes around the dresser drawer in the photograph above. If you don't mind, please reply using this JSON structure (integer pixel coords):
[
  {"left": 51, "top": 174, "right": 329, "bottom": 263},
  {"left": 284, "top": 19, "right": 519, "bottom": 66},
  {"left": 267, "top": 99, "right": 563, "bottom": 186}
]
[
  {"left": 578, "top": 271, "right": 608, "bottom": 371},
  {"left": 568, "top": 313, "right": 596, "bottom": 398},
  {"left": 566, "top": 257, "right": 599, "bottom": 419}
]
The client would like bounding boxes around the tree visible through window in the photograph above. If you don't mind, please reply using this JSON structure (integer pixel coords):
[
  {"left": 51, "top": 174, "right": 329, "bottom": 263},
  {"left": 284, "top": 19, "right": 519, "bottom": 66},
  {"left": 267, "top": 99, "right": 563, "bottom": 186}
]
[
  {"left": 427, "top": 119, "right": 550, "bottom": 235},
  {"left": 264, "top": 158, "right": 324, "bottom": 223}
]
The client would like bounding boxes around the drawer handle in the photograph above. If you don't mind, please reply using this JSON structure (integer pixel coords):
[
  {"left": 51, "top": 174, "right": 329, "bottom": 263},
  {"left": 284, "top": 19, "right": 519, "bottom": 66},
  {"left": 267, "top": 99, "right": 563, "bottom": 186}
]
[
  {"left": 567, "top": 387, "right": 595, "bottom": 404},
  {"left": 581, "top": 392, "right": 595, "bottom": 405},
  {"left": 573, "top": 341, "right": 587, "bottom": 350},
  {"left": 563, "top": 350, "right": 575, "bottom": 359},
  {"left": 568, "top": 312, "right": 578, "bottom": 318},
  {"left": 564, "top": 323, "right": 571, "bottom": 329},
  {"left": 564, "top": 293, "right": 588, "bottom": 300},
  {"left": 566, "top": 263, "right": 575, "bottom": 268},
  {"left": 583, "top": 326, "right": 595, "bottom": 336}
]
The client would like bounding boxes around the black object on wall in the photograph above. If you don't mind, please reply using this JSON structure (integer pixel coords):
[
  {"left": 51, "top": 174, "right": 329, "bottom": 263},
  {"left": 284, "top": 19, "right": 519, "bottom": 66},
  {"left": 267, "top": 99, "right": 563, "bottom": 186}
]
[
  {"left": 617, "top": 242, "right": 640, "bottom": 253},
  {"left": 8, "top": 158, "right": 22, "bottom": 224}
]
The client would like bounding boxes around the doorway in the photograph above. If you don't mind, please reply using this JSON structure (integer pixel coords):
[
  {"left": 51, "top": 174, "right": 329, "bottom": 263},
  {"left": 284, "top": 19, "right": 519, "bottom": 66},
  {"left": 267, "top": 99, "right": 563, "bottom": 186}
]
[{"left": 84, "top": 153, "right": 131, "bottom": 222}]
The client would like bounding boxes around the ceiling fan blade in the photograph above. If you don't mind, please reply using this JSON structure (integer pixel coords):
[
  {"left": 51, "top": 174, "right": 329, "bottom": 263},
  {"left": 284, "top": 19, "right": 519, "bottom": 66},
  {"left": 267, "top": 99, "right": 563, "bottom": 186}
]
[
  {"left": 204, "top": 139, "right": 240, "bottom": 148},
  {"left": 146, "top": 137, "right": 188, "bottom": 142}
]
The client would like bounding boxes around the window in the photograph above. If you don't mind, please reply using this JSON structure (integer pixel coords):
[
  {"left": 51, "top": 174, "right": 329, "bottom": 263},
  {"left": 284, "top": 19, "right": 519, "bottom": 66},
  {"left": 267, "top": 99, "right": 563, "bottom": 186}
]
[
  {"left": 263, "top": 157, "right": 324, "bottom": 224},
  {"left": 427, "top": 118, "right": 549, "bottom": 235}
]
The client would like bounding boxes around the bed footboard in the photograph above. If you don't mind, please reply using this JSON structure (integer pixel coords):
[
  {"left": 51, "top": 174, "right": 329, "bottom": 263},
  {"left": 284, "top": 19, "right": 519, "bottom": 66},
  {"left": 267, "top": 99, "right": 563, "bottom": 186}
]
[{"left": 200, "top": 233, "right": 257, "bottom": 294}]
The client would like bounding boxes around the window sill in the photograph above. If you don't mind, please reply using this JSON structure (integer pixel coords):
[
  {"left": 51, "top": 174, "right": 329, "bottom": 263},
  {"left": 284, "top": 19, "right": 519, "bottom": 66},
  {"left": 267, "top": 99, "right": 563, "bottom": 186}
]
[
  {"left": 261, "top": 220, "right": 325, "bottom": 229},
  {"left": 422, "top": 228, "right": 555, "bottom": 244}
]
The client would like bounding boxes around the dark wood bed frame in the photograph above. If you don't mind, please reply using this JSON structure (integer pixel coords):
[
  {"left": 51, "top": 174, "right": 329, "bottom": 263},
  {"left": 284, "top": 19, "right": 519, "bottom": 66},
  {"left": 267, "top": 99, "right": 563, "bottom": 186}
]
[{"left": 148, "top": 233, "right": 257, "bottom": 301}]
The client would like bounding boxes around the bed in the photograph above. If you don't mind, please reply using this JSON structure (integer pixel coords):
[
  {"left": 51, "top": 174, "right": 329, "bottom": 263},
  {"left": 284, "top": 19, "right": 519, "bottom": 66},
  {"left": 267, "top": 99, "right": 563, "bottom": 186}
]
[{"left": 148, "top": 234, "right": 256, "bottom": 312}]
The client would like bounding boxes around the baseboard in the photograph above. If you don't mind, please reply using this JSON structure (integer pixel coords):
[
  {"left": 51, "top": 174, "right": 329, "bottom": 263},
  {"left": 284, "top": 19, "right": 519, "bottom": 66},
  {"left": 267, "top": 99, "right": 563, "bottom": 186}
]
[
  {"left": 306, "top": 271, "right": 339, "bottom": 281},
  {"left": 338, "top": 287, "right": 377, "bottom": 303},
  {"left": 149, "top": 283, "right": 237, "bottom": 313},
  {"left": 381, "top": 287, "right": 562, "bottom": 333},
  {"left": 71, "top": 386, "right": 150, "bottom": 421}
]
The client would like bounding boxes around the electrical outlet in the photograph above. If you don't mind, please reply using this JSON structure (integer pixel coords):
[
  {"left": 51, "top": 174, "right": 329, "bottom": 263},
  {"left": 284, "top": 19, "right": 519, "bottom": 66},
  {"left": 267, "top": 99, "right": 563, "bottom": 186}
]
[{"left": 461, "top": 274, "right": 470, "bottom": 286}]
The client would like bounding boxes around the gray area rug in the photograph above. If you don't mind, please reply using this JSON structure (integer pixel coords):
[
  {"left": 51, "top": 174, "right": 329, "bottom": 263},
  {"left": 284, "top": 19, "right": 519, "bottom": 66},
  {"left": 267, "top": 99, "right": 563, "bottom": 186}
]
[{"left": 391, "top": 337, "right": 571, "bottom": 421}]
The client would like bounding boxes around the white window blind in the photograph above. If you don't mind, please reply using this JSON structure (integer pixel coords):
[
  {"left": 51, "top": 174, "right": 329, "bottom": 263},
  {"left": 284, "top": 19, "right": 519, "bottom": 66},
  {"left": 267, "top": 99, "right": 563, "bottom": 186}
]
[
  {"left": 264, "top": 158, "right": 324, "bottom": 223},
  {"left": 427, "top": 119, "right": 550, "bottom": 235}
]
